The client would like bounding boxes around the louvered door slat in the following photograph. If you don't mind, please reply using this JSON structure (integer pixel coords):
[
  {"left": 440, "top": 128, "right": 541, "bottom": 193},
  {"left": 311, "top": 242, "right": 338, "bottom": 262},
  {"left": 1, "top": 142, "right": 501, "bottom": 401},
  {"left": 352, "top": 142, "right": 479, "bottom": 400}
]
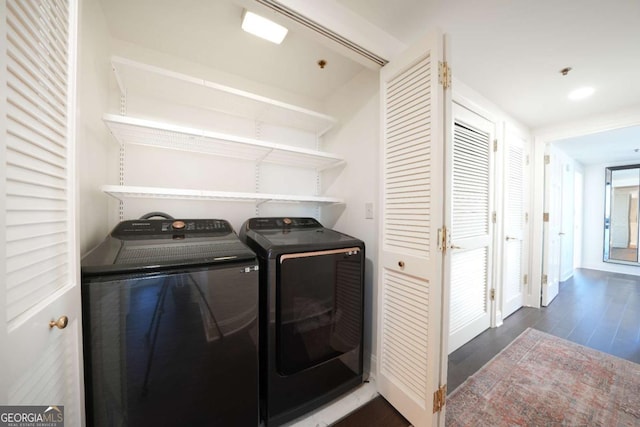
[
  {"left": 6, "top": 0, "right": 71, "bottom": 325},
  {"left": 6, "top": 19, "right": 66, "bottom": 99},
  {"left": 8, "top": 103, "right": 66, "bottom": 149},
  {"left": 7, "top": 61, "right": 65, "bottom": 118},
  {"left": 9, "top": 1, "right": 67, "bottom": 79},
  {"left": 452, "top": 122, "right": 490, "bottom": 239}
]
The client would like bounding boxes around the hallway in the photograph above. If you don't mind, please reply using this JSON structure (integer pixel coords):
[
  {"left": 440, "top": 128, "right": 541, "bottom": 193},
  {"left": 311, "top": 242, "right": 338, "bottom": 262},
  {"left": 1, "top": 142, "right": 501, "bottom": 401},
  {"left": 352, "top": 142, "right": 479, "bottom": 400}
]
[{"left": 448, "top": 268, "right": 640, "bottom": 392}]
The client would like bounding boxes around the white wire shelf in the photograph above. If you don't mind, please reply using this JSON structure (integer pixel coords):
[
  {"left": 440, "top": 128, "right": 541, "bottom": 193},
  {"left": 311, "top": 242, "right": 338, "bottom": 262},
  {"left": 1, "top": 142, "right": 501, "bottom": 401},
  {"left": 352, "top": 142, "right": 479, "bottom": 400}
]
[
  {"left": 111, "top": 56, "right": 337, "bottom": 136},
  {"left": 103, "top": 114, "right": 345, "bottom": 171},
  {"left": 102, "top": 185, "right": 345, "bottom": 204}
]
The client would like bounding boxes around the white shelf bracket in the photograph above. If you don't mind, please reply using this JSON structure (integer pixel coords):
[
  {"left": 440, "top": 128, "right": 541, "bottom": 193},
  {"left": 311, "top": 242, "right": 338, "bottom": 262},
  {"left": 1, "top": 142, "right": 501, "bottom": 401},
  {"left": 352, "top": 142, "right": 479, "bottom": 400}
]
[
  {"left": 256, "top": 148, "right": 274, "bottom": 165},
  {"left": 112, "top": 61, "right": 126, "bottom": 97}
]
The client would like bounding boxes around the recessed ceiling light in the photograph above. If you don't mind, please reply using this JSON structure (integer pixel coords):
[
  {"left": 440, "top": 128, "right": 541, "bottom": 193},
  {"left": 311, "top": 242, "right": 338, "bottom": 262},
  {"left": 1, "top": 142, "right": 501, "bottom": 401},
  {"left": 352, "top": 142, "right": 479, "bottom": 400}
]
[
  {"left": 568, "top": 87, "right": 595, "bottom": 101},
  {"left": 241, "top": 10, "right": 288, "bottom": 44}
]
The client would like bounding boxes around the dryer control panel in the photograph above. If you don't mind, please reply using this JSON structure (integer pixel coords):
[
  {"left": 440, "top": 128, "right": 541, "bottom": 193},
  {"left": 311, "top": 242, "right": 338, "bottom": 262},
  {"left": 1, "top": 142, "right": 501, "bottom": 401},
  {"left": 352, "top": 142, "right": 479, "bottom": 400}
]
[{"left": 245, "top": 217, "right": 321, "bottom": 230}]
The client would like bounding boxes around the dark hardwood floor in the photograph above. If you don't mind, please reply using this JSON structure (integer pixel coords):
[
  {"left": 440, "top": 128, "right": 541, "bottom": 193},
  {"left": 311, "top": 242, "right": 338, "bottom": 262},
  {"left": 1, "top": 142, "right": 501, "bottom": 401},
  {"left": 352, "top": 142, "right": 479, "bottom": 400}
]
[
  {"left": 332, "top": 394, "right": 409, "bottom": 427},
  {"left": 336, "top": 268, "right": 640, "bottom": 426},
  {"left": 448, "top": 268, "right": 640, "bottom": 392}
]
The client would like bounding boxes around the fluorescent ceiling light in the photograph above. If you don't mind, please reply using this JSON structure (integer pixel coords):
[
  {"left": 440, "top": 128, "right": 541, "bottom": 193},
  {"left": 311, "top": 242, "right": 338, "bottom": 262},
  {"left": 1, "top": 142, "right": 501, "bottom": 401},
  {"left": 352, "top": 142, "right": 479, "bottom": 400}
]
[
  {"left": 242, "top": 10, "right": 288, "bottom": 44},
  {"left": 568, "top": 87, "right": 595, "bottom": 101}
]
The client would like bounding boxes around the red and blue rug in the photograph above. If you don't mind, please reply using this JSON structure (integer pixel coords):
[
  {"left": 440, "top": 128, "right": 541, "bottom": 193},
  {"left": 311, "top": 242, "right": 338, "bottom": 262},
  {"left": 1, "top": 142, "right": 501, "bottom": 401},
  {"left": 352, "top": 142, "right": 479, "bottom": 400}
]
[{"left": 446, "top": 328, "right": 640, "bottom": 426}]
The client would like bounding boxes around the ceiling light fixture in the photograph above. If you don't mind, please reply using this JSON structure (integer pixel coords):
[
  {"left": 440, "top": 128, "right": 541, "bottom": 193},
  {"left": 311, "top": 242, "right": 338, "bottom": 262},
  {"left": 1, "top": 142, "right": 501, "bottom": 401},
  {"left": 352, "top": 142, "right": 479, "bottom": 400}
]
[
  {"left": 568, "top": 87, "right": 595, "bottom": 101},
  {"left": 241, "top": 10, "right": 288, "bottom": 44},
  {"left": 559, "top": 67, "right": 572, "bottom": 76}
]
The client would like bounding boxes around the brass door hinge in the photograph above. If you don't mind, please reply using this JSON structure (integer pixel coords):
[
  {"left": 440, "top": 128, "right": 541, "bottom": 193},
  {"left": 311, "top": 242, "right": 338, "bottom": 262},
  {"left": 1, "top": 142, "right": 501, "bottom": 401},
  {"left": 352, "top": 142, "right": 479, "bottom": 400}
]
[
  {"left": 438, "top": 61, "right": 451, "bottom": 90},
  {"left": 490, "top": 288, "right": 496, "bottom": 301},
  {"left": 433, "top": 384, "right": 447, "bottom": 413},
  {"left": 438, "top": 226, "right": 449, "bottom": 254},
  {"left": 493, "top": 139, "right": 498, "bottom": 152},
  {"left": 543, "top": 212, "right": 549, "bottom": 222},
  {"left": 542, "top": 274, "right": 548, "bottom": 285},
  {"left": 523, "top": 274, "right": 528, "bottom": 285},
  {"left": 492, "top": 211, "right": 497, "bottom": 224},
  {"left": 544, "top": 154, "right": 550, "bottom": 165}
]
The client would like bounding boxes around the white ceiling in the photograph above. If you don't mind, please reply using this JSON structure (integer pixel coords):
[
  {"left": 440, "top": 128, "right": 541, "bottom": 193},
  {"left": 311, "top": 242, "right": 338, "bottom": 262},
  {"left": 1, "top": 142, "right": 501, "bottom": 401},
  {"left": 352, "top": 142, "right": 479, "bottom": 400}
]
[
  {"left": 97, "top": 0, "right": 640, "bottom": 160},
  {"left": 336, "top": 0, "right": 640, "bottom": 130},
  {"left": 98, "top": 0, "right": 365, "bottom": 102},
  {"left": 553, "top": 125, "right": 640, "bottom": 166}
]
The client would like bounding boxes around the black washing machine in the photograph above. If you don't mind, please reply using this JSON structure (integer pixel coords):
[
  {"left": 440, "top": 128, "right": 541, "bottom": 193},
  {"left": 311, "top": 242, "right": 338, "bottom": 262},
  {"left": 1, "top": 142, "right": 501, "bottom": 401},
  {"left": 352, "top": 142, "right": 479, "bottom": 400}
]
[
  {"left": 81, "top": 217, "right": 259, "bottom": 426},
  {"left": 240, "top": 217, "right": 364, "bottom": 426}
]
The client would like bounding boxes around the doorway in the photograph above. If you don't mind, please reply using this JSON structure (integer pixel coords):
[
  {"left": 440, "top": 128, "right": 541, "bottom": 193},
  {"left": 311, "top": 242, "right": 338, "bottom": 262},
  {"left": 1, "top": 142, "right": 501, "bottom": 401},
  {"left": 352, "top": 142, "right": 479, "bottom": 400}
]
[{"left": 532, "top": 122, "right": 640, "bottom": 306}]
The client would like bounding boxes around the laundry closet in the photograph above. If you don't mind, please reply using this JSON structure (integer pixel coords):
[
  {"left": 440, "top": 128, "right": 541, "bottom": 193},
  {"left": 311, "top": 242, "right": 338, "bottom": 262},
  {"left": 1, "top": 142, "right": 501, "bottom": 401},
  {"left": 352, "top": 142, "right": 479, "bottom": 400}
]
[
  {"left": 1, "top": 0, "right": 533, "bottom": 425},
  {"left": 76, "top": 0, "right": 379, "bottom": 424}
]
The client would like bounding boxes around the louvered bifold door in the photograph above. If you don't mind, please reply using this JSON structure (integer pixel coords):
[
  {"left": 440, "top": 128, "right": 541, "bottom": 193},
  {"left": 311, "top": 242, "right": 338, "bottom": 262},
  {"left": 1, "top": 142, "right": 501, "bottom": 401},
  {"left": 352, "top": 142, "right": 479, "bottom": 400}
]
[
  {"left": 378, "top": 31, "right": 447, "bottom": 427},
  {"left": 1, "top": 0, "right": 83, "bottom": 422},
  {"left": 447, "top": 104, "right": 494, "bottom": 354},
  {"left": 502, "top": 128, "right": 527, "bottom": 318}
]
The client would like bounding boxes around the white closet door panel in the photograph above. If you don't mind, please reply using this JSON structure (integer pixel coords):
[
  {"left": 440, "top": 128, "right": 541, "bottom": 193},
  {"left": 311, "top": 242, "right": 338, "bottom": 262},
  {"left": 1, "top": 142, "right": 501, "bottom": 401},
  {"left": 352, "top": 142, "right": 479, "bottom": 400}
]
[
  {"left": 503, "top": 240, "right": 523, "bottom": 315},
  {"left": 542, "top": 146, "right": 562, "bottom": 305},
  {"left": 378, "top": 31, "right": 447, "bottom": 427},
  {"left": 2, "top": 0, "right": 82, "bottom": 423},
  {"left": 502, "top": 130, "right": 527, "bottom": 318},
  {"left": 449, "top": 247, "right": 488, "bottom": 333},
  {"left": 447, "top": 104, "right": 494, "bottom": 354}
]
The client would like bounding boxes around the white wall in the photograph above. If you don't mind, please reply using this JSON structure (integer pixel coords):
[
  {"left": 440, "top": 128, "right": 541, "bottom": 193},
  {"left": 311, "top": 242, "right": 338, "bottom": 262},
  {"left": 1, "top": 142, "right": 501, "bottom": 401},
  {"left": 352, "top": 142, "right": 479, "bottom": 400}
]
[
  {"left": 77, "top": 0, "right": 114, "bottom": 254},
  {"left": 323, "top": 69, "right": 379, "bottom": 376},
  {"left": 583, "top": 161, "right": 640, "bottom": 275}
]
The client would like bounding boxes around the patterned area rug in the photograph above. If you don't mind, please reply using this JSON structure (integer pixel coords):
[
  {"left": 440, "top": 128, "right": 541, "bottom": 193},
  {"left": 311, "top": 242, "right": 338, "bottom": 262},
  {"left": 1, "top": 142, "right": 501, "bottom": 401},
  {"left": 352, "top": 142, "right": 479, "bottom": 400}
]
[{"left": 446, "top": 328, "right": 640, "bottom": 426}]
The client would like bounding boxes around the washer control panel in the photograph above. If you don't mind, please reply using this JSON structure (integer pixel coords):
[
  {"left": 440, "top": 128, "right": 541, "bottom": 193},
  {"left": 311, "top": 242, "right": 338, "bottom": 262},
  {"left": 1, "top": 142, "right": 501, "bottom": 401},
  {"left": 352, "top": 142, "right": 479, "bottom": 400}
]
[{"left": 112, "top": 219, "right": 233, "bottom": 238}]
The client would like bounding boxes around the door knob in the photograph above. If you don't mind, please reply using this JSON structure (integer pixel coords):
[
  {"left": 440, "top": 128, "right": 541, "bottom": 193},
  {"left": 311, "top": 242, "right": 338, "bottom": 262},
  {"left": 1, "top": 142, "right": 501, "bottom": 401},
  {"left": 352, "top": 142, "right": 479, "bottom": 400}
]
[
  {"left": 505, "top": 236, "right": 519, "bottom": 241},
  {"left": 49, "top": 315, "right": 68, "bottom": 330}
]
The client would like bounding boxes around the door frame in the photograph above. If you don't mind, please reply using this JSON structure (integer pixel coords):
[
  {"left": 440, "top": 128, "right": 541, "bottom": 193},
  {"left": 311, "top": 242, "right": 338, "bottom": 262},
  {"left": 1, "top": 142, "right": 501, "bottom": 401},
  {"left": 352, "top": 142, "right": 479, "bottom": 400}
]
[{"left": 530, "top": 107, "right": 640, "bottom": 308}]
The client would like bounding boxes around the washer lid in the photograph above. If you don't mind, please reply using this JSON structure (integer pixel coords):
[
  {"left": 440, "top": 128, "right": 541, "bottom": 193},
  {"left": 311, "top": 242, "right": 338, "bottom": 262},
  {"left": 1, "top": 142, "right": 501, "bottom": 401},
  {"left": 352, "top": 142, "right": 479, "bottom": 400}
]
[
  {"left": 241, "top": 217, "right": 363, "bottom": 252},
  {"left": 81, "top": 219, "right": 256, "bottom": 276}
]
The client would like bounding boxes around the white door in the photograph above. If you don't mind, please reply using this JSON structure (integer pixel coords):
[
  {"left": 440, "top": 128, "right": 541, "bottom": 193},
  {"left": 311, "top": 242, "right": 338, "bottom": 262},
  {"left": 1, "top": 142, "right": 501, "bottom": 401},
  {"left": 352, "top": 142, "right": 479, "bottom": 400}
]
[
  {"left": 446, "top": 103, "right": 494, "bottom": 354},
  {"left": 378, "top": 31, "right": 450, "bottom": 427},
  {"left": 501, "top": 127, "right": 528, "bottom": 318},
  {"left": 1, "top": 1, "right": 83, "bottom": 425},
  {"left": 559, "top": 160, "right": 574, "bottom": 281},
  {"left": 542, "top": 146, "right": 562, "bottom": 306}
]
